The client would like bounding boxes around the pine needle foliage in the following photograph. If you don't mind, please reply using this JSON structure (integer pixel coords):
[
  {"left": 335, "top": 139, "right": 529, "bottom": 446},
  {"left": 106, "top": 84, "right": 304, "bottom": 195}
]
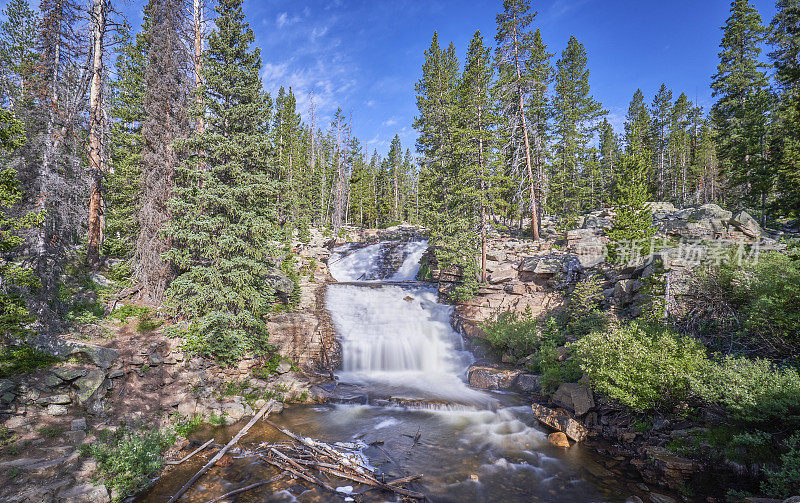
[{"left": 164, "top": 0, "right": 284, "bottom": 364}]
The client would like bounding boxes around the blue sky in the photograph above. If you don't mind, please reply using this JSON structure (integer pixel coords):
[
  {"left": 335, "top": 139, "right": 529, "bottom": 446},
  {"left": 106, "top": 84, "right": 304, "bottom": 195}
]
[
  {"left": 247, "top": 0, "right": 776, "bottom": 154},
  {"left": 47, "top": 0, "right": 779, "bottom": 154}
]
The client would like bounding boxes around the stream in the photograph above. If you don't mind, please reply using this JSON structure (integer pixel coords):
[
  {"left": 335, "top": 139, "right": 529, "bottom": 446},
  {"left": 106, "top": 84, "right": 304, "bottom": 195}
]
[{"left": 140, "top": 240, "right": 638, "bottom": 502}]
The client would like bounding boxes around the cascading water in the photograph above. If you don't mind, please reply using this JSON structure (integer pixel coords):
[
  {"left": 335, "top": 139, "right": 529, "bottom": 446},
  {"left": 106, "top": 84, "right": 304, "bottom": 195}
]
[
  {"left": 140, "top": 239, "right": 637, "bottom": 502},
  {"left": 328, "top": 240, "right": 489, "bottom": 404}
]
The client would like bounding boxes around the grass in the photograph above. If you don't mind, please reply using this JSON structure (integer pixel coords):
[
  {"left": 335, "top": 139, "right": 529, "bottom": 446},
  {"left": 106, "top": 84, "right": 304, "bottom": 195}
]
[
  {"left": 0, "top": 345, "right": 60, "bottom": 378},
  {"left": 38, "top": 425, "right": 64, "bottom": 439}
]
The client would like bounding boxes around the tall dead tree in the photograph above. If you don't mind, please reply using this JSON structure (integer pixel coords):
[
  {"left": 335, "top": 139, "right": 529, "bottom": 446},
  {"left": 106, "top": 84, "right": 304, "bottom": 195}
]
[
  {"left": 134, "top": 0, "right": 188, "bottom": 300},
  {"left": 86, "top": 0, "right": 108, "bottom": 269}
]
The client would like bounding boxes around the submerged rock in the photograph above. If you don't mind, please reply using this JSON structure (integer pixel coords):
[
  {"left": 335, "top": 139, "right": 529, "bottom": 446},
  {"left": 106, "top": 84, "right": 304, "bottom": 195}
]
[{"left": 531, "top": 403, "right": 588, "bottom": 442}]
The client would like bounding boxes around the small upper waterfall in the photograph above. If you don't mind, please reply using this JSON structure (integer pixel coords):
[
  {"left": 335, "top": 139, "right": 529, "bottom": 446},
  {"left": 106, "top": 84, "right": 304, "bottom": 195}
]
[{"left": 327, "top": 240, "right": 489, "bottom": 404}]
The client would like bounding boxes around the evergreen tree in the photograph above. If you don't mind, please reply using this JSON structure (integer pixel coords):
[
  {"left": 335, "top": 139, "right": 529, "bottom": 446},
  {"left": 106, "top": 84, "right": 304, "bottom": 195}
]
[
  {"left": 495, "top": 0, "right": 542, "bottom": 238},
  {"left": 711, "top": 0, "right": 773, "bottom": 222},
  {"left": 135, "top": 0, "right": 188, "bottom": 299},
  {"left": 624, "top": 89, "right": 651, "bottom": 159},
  {"left": 0, "top": 0, "right": 38, "bottom": 106},
  {"left": 0, "top": 110, "right": 41, "bottom": 340},
  {"left": 104, "top": 20, "right": 148, "bottom": 257},
  {"left": 598, "top": 118, "right": 619, "bottom": 204},
  {"left": 668, "top": 92, "right": 693, "bottom": 205},
  {"left": 549, "top": 36, "right": 606, "bottom": 216},
  {"left": 608, "top": 154, "right": 656, "bottom": 264},
  {"left": 164, "top": 0, "right": 284, "bottom": 364},
  {"left": 769, "top": 0, "right": 800, "bottom": 217},
  {"left": 650, "top": 84, "right": 673, "bottom": 199}
]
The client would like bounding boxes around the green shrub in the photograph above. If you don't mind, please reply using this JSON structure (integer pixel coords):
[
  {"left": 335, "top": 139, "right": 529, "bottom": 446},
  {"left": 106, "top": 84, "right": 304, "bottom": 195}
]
[
  {"left": 762, "top": 433, "right": 800, "bottom": 498},
  {"left": 109, "top": 305, "right": 151, "bottom": 323},
  {"left": 537, "top": 337, "right": 581, "bottom": 392},
  {"left": 688, "top": 245, "right": 800, "bottom": 358},
  {"left": 572, "top": 321, "right": 708, "bottom": 411},
  {"left": 173, "top": 414, "right": 203, "bottom": 438},
  {"left": 562, "top": 275, "right": 609, "bottom": 336},
  {"left": 482, "top": 309, "right": 540, "bottom": 357},
  {"left": 691, "top": 355, "right": 800, "bottom": 425},
  {"left": 80, "top": 425, "right": 175, "bottom": 502},
  {"left": 0, "top": 345, "right": 60, "bottom": 377},
  {"left": 136, "top": 313, "right": 163, "bottom": 333}
]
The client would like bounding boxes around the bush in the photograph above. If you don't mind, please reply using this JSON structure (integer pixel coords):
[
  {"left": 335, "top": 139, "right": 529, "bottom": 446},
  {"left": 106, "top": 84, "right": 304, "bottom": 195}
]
[
  {"left": 80, "top": 425, "right": 175, "bottom": 501},
  {"left": 482, "top": 309, "right": 540, "bottom": 357},
  {"left": 536, "top": 336, "right": 581, "bottom": 392},
  {"left": 691, "top": 355, "right": 800, "bottom": 425},
  {"left": 688, "top": 245, "right": 800, "bottom": 358},
  {"left": 0, "top": 345, "right": 60, "bottom": 378},
  {"left": 108, "top": 304, "right": 150, "bottom": 323},
  {"left": 762, "top": 433, "right": 800, "bottom": 498},
  {"left": 561, "top": 275, "right": 609, "bottom": 336},
  {"left": 572, "top": 321, "right": 708, "bottom": 411}
]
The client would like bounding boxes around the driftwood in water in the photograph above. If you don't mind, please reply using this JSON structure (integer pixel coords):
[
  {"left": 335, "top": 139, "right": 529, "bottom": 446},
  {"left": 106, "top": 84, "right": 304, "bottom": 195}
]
[
  {"left": 202, "top": 473, "right": 285, "bottom": 503},
  {"left": 258, "top": 420, "right": 425, "bottom": 499},
  {"left": 167, "top": 400, "right": 276, "bottom": 503},
  {"left": 165, "top": 438, "right": 214, "bottom": 465}
]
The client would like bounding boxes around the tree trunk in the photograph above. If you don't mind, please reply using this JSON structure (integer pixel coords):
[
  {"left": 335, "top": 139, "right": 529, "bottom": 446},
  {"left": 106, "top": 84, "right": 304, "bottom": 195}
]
[{"left": 86, "top": 0, "right": 107, "bottom": 269}]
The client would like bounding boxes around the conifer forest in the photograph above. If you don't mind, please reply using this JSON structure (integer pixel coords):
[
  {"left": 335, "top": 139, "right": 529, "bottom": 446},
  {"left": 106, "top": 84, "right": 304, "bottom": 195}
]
[{"left": 0, "top": 0, "right": 799, "bottom": 502}]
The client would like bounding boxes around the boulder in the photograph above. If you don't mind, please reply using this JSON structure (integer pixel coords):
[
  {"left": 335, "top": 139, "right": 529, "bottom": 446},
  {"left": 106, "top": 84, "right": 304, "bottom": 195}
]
[
  {"left": 730, "top": 210, "right": 762, "bottom": 238},
  {"left": 645, "top": 201, "right": 677, "bottom": 213},
  {"left": 662, "top": 219, "right": 713, "bottom": 239},
  {"left": 72, "top": 418, "right": 87, "bottom": 431},
  {"left": 687, "top": 203, "right": 732, "bottom": 222},
  {"left": 488, "top": 267, "right": 516, "bottom": 284},
  {"left": 548, "top": 432, "right": 570, "bottom": 448},
  {"left": 649, "top": 495, "right": 677, "bottom": 503},
  {"left": 530, "top": 403, "right": 588, "bottom": 442},
  {"left": 89, "top": 272, "right": 114, "bottom": 288},
  {"left": 550, "top": 382, "right": 595, "bottom": 416},
  {"left": 74, "top": 369, "right": 106, "bottom": 406},
  {"left": 221, "top": 402, "right": 246, "bottom": 423},
  {"left": 467, "top": 365, "right": 522, "bottom": 391},
  {"left": 0, "top": 379, "right": 14, "bottom": 395},
  {"left": 515, "top": 373, "right": 541, "bottom": 393},
  {"left": 265, "top": 268, "right": 295, "bottom": 297},
  {"left": 58, "top": 483, "right": 110, "bottom": 503},
  {"left": 45, "top": 404, "right": 69, "bottom": 416},
  {"left": 52, "top": 367, "right": 87, "bottom": 382}
]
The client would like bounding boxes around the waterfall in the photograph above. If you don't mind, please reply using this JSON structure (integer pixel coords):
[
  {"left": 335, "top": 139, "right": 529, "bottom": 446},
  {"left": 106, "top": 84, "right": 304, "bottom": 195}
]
[{"left": 327, "top": 240, "right": 489, "bottom": 404}]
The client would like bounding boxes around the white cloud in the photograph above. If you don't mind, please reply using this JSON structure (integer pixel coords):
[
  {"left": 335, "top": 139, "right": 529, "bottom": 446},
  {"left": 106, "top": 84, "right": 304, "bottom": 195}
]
[
  {"left": 382, "top": 118, "right": 398, "bottom": 127},
  {"left": 276, "top": 11, "right": 301, "bottom": 28}
]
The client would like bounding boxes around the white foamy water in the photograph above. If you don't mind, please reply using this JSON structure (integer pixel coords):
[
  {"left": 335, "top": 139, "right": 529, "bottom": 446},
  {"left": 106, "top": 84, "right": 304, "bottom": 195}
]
[{"left": 326, "top": 240, "right": 490, "bottom": 404}]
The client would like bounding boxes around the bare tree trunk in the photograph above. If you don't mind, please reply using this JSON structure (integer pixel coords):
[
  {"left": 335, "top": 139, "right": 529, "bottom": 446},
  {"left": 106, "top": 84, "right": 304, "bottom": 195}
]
[
  {"left": 193, "top": 0, "right": 204, "bottom": 133},
  {"left": 86, "top": 0, "right": 107, "bottom": 269},
  {"left": 512, "top": 24, "right": 539, "bottom": 241}
]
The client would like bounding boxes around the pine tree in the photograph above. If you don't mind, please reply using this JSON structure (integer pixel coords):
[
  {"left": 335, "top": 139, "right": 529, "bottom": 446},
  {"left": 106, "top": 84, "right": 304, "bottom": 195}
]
[
  {"left": 0, "top": 109, "right": 41, "bottom": 340},
  {"left": 135, "top": 0, "right": 188, "bottom": 299},
  {"left": 104, "top": 20, "right": 148, "bottom": 258},
  {"left": 650, "top": 84, "right": 673, "bottom": 200},
  {"left": 711, "top": 0, "right": 773, "bottom": 222},
  {"left": 549, "top": 36, "right": 606, "bottom": 216},
  {"left": 598, "top": 118, "right": 619, "bottom": 204},
  {"left": 608, "top": 154, "right": 655, "bottom": 264},
  {"left": 495, "top": 0, "right": 542, "bottom": 239},
  {"left": 624, "top": 89, "right": 651, "bottom": 160},
  {"left": 668, "top": 92, "right": 692, "bottom": 205},
  {"left": 454, "top": 30, "right": 500, "bottom": 284},
  {"left": 769, "top": 0, "right": 800, "bottom": 217},
  {"left": 0, "top": 0, "right": 38, "bottom": 106},
  {"left": 164, "top": 0, "right": 284, "bottom": 364}
]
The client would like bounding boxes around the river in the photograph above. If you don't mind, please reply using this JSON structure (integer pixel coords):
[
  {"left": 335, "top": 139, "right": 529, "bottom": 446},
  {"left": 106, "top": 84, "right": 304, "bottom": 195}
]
[{"left": 141, "top": 239, "right": 636, "bottom": 502}]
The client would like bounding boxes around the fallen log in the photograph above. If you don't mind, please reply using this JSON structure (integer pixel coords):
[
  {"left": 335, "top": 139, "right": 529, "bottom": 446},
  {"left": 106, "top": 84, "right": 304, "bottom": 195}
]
[
  {"left": 167, "top": 400, "right": 276, "bottom": 503},
  {"left": 202, "top": 473, "right": 285, "bottom": 503},
  {"left": 165, "top": 439, "right": 214, "bottom": 465}
]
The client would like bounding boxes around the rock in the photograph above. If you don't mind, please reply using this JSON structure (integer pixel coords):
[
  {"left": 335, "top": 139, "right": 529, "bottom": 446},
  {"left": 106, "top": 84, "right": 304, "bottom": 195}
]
[
  {"left": 275, "top": 361, "right": 292, "bottom": 374},
  {"left": 265, "top": 267, "right": 295, "bottom": 298},
  {"left": 66, "top": 430, "right": 87, "bottom": 445},
  {"left": 45, "top": 404, "right": 69, "bottom": 416},
  {"left": 645, "top": 201, "right": 676, "bottom": 213},
  {"left": 467, "top": 365, "right": 522, "bottom": 390},
  {"left": 72, "top": 418, "right": 87, "bottom": 431},
  {"left": 663, "top": 219, "right": 714, "bottom": 239},
  {"left": 783, "top": 498, "right": 800, "bottom": 503},
  {"left": 90, "top": 272, "right": 114, "bottom": 288},
  {"left": 488, "top": 267, "right": 516, "bottom": 284},
  {"left": 148, "top": 353, "right": 164, "bottom": 366},
  {"left": 59, "top": 482, "right": 110, "bottom": 503},
  {"left": 221, "top": 402, "right": 245, "bottom": 424},
  {"left": 1, "top": 392, "right": 14, "bottom": 403},
  {"left": 52, "top": 367, "right": 86, "bottom": 382},
  {"left": 548, "top": 431, "right": 570, "bottom": 448},
  {"left": 688, "top": 203, "right": 732, "bottom": 222},
  {"left": 38, "top": 394, "right": 71, "bottom": 405},
  {"left": 626, "top": 497, "right": 643, "bottom": 503},
  {"left": 648, "top": 494, "right": 677, "bottom": 503},
  {"left": 74, "top": 369, "right": 106, "bottom": 406},
  {"left": 45, "top": 374, "right": 63, "bottom": 387},
  {"left": 4, "top": 416, "right": 29, "bottom": 429},
  {"left": 403, "top": 296, "right": 414, "bottom": 302},
  {"left": 0, "top": 379, "right": 14, "bottom": 394},
  {"left": 485, "top": 251, "right": 506, "bottom": 262},
  {"left": 551, "top": 382, "right": 595, "bottom": 416},
  {"left": 107, "top": 369, "right": 124, "bottom": 379},
  {"left": 530, "top": 403, "right": 588, "bottom": 442},
  {"left": 730, "top": 210, "right": 762, "bottom": 238},
  {"left": 533, "top": 256, "right": 563, "bottom": 275},
  {"left": 515, "top": 373, "right": 541, "bottom": 393}
]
